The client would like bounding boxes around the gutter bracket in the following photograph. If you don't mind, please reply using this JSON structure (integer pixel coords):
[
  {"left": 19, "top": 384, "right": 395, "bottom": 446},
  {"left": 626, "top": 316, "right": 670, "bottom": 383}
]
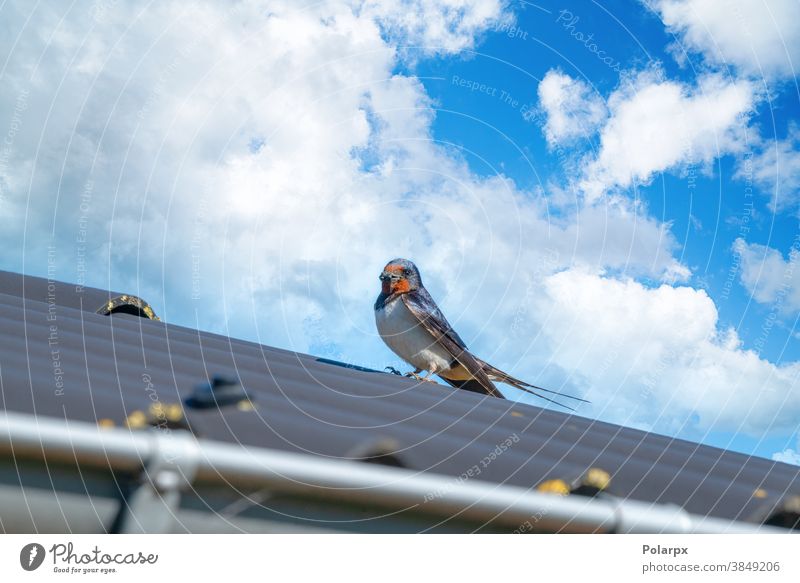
[{"left": 115, "top": 430, "right": 201, "bottom": 533}]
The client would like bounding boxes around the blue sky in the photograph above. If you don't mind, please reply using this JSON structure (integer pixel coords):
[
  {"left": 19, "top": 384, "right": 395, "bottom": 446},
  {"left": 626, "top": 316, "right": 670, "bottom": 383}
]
[
  {"left": 1, "top": 0, "right": 799, "bottom": 463},
  {"left": 415, "top": 1, "right": 800, "bottom": 364}
]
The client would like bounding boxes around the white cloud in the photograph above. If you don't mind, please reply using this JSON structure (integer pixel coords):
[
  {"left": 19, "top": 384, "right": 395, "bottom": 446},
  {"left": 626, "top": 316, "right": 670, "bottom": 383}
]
[
  {"left": 4, "top": 0, "right": 798, "bottom": 441},
  {"left": 537, "top": 70, "right": 607, "bottom": 146},
  {"left": 0, "top": 0, "right": 685, "bottom": 355},
  {"left": 773, "top": 437, "right": 800, "bottom": 465},
  {"left": 733, "top": 238, "right": 800, "bottom": 310},
  {"left": 358, "top": 0, "right": 510, "bottom": 55},
  {"left": 531, "top": 268, "right": 800, "bottom": 435},
  {"left": 649, "top": 1, "right": 800, "bottom": 216},
  {"left": 736, "top": 127, "right": 800, "bottom": 211},
  {"left": 649, "top": 0, "right": 800, "bottom": 81},
  {"left": 579, "top": 71, "right": 756, "bottom": 199}
]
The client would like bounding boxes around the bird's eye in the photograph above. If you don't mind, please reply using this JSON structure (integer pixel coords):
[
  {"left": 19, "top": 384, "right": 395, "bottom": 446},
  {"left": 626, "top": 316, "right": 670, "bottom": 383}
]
[{"left": 403, "top": 268, "right": 411, "bottom": 275}]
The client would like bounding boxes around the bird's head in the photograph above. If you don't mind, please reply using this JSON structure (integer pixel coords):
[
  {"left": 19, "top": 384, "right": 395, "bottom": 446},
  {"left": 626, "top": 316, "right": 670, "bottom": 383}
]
[{"left": 379, "top": 258, "right": 422, "bottom": 295}]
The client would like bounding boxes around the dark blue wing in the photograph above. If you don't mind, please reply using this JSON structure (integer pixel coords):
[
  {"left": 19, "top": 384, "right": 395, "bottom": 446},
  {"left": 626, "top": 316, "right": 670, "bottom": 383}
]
[
  {"left": 401, "top": 290, "right": 501, "bottom": 397},
  {"left": 407, "top": 287, "right": 469, "bottom": 349}
]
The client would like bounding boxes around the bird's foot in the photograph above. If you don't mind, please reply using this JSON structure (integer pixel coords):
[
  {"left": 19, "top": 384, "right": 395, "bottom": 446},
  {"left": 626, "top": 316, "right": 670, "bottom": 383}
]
[
  {"left": 385, "top": 366, "right": 403, "bottom": 376},
  {"left": 405, "top": 371, "right": 437, "bottom": 383}
]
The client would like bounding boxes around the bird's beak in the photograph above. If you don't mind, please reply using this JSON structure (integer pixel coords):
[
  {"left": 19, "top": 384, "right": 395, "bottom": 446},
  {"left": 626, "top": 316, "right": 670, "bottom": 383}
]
[{"left": 380, "top": 270, "right": 400, "bottom": 294}]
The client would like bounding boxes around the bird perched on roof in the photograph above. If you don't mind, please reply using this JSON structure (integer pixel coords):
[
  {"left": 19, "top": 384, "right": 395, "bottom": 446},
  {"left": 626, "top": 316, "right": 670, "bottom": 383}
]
[{"left": 374, "top": 258, "right": 587, "bottom": 411}]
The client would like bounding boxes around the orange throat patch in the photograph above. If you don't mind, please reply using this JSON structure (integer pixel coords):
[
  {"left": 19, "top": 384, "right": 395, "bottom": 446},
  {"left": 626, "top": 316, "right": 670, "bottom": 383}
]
[{"left": 390, "top": 278, "right": 411, "bottom": 294}]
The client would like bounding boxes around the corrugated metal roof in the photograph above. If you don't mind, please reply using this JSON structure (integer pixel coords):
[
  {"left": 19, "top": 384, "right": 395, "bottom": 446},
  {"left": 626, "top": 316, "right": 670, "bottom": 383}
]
[{"left": 1, "top": 268, "right": 798, "bottom": 532}]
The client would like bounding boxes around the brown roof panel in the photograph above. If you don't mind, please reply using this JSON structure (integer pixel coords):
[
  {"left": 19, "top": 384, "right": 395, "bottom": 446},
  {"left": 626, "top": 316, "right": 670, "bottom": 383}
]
[{"left": 0, "top": 269, "right": 798, "bottom": 528}]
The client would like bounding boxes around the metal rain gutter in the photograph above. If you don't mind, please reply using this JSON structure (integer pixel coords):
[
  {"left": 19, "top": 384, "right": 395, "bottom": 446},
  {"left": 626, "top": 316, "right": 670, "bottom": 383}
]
[{"left": 0, "top": 411, "right": 788, "bottom": 534}]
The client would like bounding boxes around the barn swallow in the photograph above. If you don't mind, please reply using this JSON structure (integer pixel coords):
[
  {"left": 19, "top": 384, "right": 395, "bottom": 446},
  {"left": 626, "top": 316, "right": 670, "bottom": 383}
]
[{"left": 374, "top": 258, "right": 588, "bottom": 411}]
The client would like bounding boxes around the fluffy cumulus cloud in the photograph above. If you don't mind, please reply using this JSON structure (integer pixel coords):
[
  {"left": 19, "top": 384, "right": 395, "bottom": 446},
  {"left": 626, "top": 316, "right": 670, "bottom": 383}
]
[
  {"left": 648, "top": 1, "right": 800, "bottom": 220},
  {"left": 579, "top": 71, "right": 756, "bottom": 199},
  {"left": 534, "top": 269, "right": 800, "bottom": 435},
  {"left": 0, "top": 0, "right": 682, "bottom": 362},
  {"left": 358, "top": 0, "right": 510, "bottom": 54},
  {"left": 733, "top": 238, "right": 800, "bottom": 311},
  {"left": 649, "top": 0, "right": 800, "bottom": 81},
  {"left": 537, "top": 70, "right": 607, "bottom": 146},
  {"left": 736, "top": 126, "right": 800, "bottom": 211},
  {"left": 0, "top": 0, "right": 797, "bottom": 438},
  {"left": 773, "top": 437, "right": 800, "bottom": 465}
]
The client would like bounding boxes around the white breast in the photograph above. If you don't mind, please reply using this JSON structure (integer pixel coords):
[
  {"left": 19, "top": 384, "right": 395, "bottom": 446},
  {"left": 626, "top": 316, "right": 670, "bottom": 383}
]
[{"left": 375, "top": 298, "right": 455, "bottom": 374}]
